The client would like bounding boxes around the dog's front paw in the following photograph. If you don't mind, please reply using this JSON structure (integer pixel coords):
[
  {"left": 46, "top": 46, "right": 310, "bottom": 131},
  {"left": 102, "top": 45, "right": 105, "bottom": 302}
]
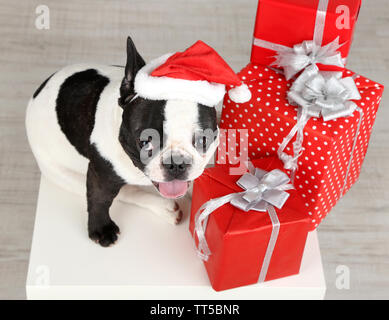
[
  {"left": 89, "top": 220, "right": 120, "bottom": 247},
  {"left": 156, "top": 200, "right": 183, "bottom": 225},
  {"left": 171, "top": 202, "right": 183, "bottom": 225}
]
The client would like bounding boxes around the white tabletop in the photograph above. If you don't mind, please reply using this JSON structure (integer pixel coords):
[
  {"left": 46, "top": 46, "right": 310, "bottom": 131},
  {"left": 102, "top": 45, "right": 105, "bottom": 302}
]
[{"left": 26, "top": 177, "right": 326, "bottom": 299}]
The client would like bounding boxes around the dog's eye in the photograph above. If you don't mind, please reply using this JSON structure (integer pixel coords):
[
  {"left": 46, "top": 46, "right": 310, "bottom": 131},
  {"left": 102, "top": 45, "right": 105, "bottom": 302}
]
[
  {"left": 139, "top": 139, "right": 154, "bottom": 158},
  {"left": 139, "top": 140, "right": 153, "bottom": 151},
  {"left": 139, "top": 140, "right": 149, "bottom": 148},
  {"left": 194, "top": 136, "right": 207, "bottom": 153}
]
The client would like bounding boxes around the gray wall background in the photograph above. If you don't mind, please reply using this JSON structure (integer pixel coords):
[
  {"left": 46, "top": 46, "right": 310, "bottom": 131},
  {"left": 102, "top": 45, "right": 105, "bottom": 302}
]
[{"left": 0, "top": 0, "right": 388, "bottom": 299}]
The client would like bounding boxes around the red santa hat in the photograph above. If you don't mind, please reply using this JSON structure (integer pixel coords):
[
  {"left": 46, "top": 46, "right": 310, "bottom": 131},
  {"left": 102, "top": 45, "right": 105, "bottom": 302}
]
[{"left": 134, "top": 40, "right": 251, "bottom": 107}]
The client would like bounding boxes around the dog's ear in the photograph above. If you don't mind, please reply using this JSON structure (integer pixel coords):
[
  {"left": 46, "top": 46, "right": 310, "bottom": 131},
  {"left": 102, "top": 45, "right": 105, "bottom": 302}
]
[{"left": 119, "top": 36, "right": 145, "bottom": 107}]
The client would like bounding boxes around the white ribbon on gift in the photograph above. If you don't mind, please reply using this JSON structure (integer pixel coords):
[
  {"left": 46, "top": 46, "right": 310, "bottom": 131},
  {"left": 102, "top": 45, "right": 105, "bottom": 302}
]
[
  {"left": 288, "top": 65, "right": 361, "bottom": 120},
  {"left": 194, "top": 163, "right": 294, "bottom": 283},
  {"left": 277, "top": 64, "right": 362, "bottom": 184},
  {"left": 253, "top": 0, "right": 346, "bottom": 80},
  {"left": 273, "top": 38, "right": 344, "bottom": 80}
]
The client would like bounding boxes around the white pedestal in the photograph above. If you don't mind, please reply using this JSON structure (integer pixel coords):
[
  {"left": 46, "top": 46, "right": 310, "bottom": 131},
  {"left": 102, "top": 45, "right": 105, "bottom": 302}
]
[{"left": 26, "top": 177, "right": 326, "bottom": 300}]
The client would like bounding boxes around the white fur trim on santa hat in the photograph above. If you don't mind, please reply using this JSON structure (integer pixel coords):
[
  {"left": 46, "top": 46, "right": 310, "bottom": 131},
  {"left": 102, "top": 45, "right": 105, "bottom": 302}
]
[
  {"left": 228, "top": 84, "right": 251, "bottom": 103},
  {"left": 134, "top": 53, "right": 226, "bottom": 107}
]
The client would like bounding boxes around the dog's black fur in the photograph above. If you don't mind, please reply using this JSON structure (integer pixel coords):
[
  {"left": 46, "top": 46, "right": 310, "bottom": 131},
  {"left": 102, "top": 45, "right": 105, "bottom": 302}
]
[
  {"left": 119, "top": 97, "right": 166, "bottom": 173},
  {"left": 56, "top": 69, "right": 110, "bottom": 157},
  {"left": 87, "top": 144, "right": 125, "bottom": 246},
  {"left": 87, "top": 38, "right": 147, "bottom": 246},
  {"left": 52, "top": 37, "right": 148, "bottom": 246},
  {"left": 33, "top": 36, "right": 218, "bottom": 247}
]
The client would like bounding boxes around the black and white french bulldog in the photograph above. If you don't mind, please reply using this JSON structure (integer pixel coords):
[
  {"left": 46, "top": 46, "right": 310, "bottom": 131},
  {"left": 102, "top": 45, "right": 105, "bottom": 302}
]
[{"left": 26, "top": 37, "right": 220, "bottom": 247}]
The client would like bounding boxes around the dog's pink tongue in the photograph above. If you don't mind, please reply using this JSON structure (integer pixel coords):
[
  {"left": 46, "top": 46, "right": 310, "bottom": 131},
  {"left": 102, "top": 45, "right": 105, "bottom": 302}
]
[{"left": 158, "top": 180, "right": 188, "bottom": 199}]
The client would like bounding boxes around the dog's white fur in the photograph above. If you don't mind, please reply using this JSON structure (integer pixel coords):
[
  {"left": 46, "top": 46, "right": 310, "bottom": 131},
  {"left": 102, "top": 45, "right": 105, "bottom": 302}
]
[
  {"left": 145, "top": 99, "right": 218, "bottom": 182},
  {"left": 26, "top": 64, "right": 219, "bottom": 224}
]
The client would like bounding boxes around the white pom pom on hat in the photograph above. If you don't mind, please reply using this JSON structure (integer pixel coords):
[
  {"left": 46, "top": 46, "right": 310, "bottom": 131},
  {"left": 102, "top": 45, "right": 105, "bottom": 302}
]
[
  {"left": 228, "top": 83, "right": 251, "bottom": 103},
  {"left": 134, "top": 40, "right": 251, "bottom": 107}
]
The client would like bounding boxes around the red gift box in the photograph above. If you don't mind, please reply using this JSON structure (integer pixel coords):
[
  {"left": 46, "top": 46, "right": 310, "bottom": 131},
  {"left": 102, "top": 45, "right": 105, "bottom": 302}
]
[
  {"left": 189, "top": 157, "right": 310, "bottom": 291},
  {"left": 218, "top": 63, "right": 384, "bottom": 230},
  {"left": 251, "top": 0, "right": 361, "bottom": 68}
]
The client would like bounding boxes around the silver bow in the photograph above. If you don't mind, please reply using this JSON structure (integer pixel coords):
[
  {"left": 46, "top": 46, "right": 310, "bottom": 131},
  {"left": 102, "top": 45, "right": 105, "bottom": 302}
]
[
  {"left": 194, "top": 165, "right": 293, "bottom": 262},
  {"left": 288, "top": 64, "right": 361, "bottom": 121},
  {"left": 231, "top": 166, "right": 293, "bottom": 212},
  {"left": 273, "top": 37, "right": 345, "bottom": 80},
  {"left": 278, "top": 64, "right": 362, "bottom": 180}
]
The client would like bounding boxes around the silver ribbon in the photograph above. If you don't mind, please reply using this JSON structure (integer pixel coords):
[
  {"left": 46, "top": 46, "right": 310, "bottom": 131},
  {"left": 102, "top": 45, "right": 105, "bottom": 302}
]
[
  {"left": 278, "top": 64, "right": 362, "bottom": 181},
  {"left": 194, "top": 165, "right": 294, "bottom": 282},
  {"left": 253, "top": 0, "right": 345, "bottom": 80},
  {"left": 273, "top": 38, "right": 344, "bottom": 80},
  {"left": 288, "top": 65, "right": 361, "bottom": 121}
]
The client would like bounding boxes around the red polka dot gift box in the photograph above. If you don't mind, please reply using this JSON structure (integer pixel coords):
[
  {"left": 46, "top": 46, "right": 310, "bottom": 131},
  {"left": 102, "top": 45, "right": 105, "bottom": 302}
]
[
  {"left": 189, "top": 157, "right": 310, "bottom": 291},
  {"left": 218, "top": 63, "right": 384, "bottom": 230}
]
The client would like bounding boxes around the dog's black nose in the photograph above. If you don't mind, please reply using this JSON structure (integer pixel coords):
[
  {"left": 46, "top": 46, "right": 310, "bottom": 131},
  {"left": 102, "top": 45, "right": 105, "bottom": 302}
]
[{"left": 162, "top": 156, "right": 191, "bottom": 179}]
